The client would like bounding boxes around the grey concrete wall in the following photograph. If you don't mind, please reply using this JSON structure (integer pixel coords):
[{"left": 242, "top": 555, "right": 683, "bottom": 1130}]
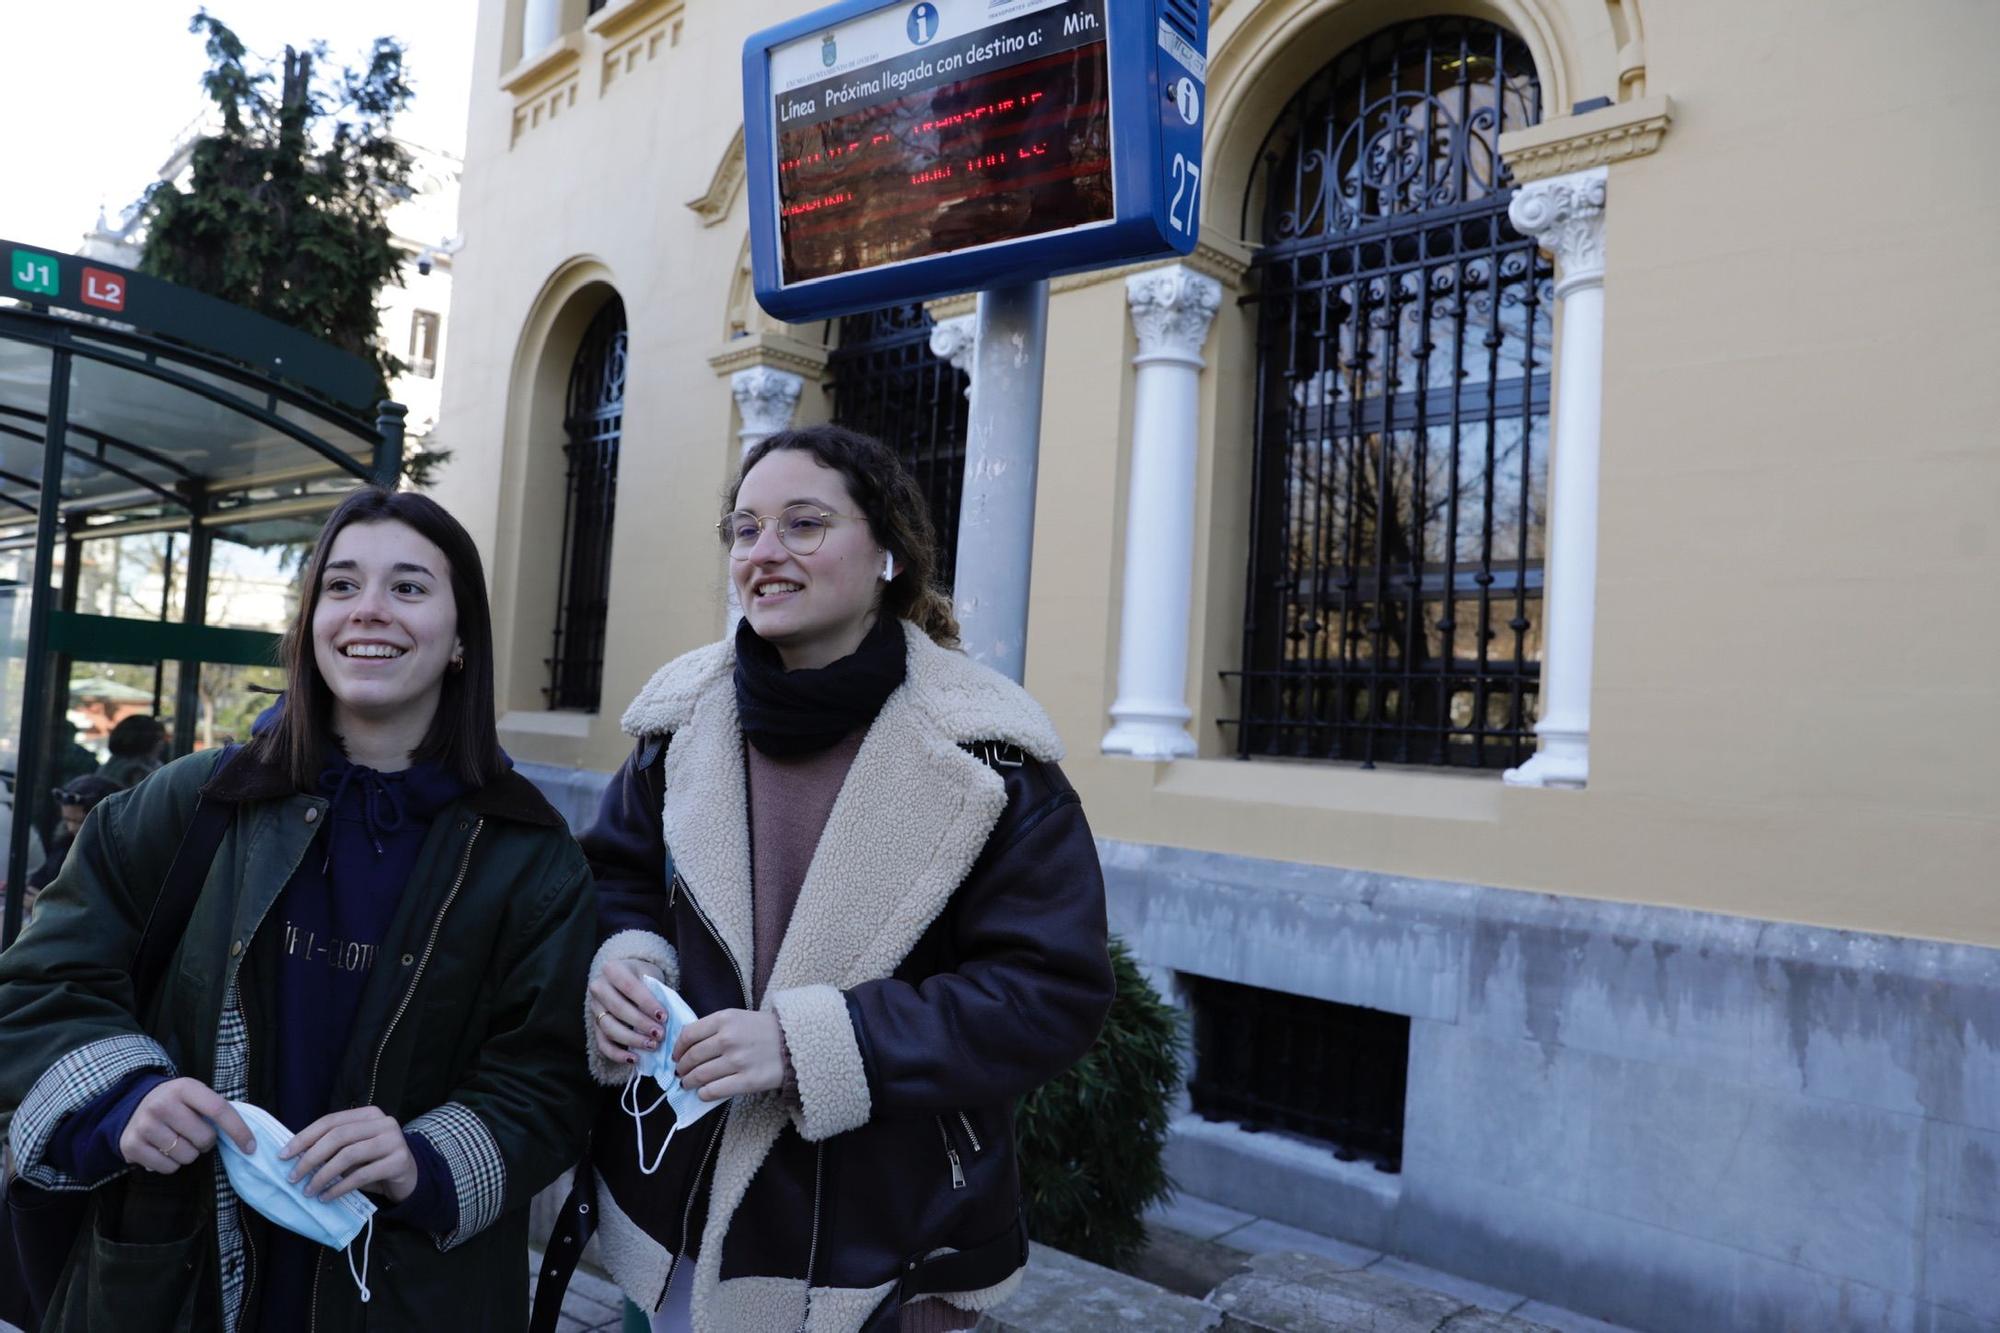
[{"left": 1101, "top": 840, "right": 2000, "bottom": 1333}]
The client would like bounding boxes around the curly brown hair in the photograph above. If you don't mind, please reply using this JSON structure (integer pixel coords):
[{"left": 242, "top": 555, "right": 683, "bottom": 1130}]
[{"left": 730, "top": 425, "right": 961, "bottom": 648}]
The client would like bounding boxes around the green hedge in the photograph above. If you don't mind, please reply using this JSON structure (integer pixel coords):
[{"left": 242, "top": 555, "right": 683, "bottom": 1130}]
[{"left": 1016, "top": 936, "right": 1185, "bottom": 1268}]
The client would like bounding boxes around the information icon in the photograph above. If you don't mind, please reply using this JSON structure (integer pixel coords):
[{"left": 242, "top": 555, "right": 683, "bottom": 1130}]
[
  {"left": 1175, "top": 76, "right": 1201, "bottom": 126},
  {"left": 907, "top": 3, "right": 938, "bottom": 45}
]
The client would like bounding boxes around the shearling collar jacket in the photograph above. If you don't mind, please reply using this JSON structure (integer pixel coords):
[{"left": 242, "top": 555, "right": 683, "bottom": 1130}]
[{"left": 579, "top": 621, "right": 1114, "bottom": 1333}]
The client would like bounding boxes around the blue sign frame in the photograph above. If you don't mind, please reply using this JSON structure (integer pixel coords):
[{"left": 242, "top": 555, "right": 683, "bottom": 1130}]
[{"left": 743, "top": 0, "right": 1208, "bottom": 323}]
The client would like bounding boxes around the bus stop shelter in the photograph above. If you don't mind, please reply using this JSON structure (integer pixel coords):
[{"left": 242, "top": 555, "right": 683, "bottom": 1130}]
[{"left": 1, "top": 240, "right": 403, "bottom": 946}]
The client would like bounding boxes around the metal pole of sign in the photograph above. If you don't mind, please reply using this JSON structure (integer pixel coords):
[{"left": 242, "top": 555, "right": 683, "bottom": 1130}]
[
  {"left": 950, "top": 280, "right": 1049, "bottom": 686},
  {"left": 4, "top": 348, "right": 72, "bottom": 948}
]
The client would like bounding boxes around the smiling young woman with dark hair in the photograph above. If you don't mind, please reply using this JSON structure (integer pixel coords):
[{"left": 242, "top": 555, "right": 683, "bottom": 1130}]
[{"left": 0, "top": 486, "right": 598, "bottom": 1333}]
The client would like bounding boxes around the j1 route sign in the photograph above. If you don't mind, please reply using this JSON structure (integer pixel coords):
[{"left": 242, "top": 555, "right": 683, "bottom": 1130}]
[{"left": 742, "top": 0, "right": 1209, "bottom": 322}]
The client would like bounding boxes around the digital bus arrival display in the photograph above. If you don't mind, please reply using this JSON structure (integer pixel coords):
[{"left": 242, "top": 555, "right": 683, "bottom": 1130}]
[{"left": 769, "top": 0, "right": 1113, "bottom": 287}]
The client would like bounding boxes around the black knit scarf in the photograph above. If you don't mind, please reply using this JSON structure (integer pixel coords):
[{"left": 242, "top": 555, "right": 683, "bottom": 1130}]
[{"left": 734, "top": 614, "right": 907, "bottom": 758}]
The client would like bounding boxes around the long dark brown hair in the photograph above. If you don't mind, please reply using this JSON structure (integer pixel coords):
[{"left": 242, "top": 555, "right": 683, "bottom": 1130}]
[
  {"left": 251, "top": 487, "right": 502, "bottom": 789},
  {"left": 731, "top": 425, "right": 961, "bottom": 647}
]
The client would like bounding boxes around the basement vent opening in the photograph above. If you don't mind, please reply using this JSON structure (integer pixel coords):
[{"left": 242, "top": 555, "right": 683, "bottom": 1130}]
[{"left": 1184, "top": 974, "right": 1410, "bottom": 1173}]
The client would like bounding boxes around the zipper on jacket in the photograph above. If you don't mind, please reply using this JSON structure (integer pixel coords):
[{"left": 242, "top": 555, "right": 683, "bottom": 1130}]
[
  {"left": 365, "top": 820, "right": 483, "bottom": 1106},
  {"left": 674, "top": 873, "right": 750, "bottom": 1008},
  {"left": 936, "top": 1117, "right": 966, "bottom": 1190},
  {"left": 797, "top": 1142, "right": 824, "bottom": 1333},
  {"left": 957, "top": 1111, "right": 982, "bottom": 1155},
  {"left": 660, "top": 1104, "right": 729, "bottom": 1304},
  {"left": 239, "top": 1204, "right": 259, "bottom": 1322},
  {"left": 221, "top": 828, "right": 300, "bottom": 1331},
  {"left": 312, "top": 818, "right": 479, "bottom": 1333}
]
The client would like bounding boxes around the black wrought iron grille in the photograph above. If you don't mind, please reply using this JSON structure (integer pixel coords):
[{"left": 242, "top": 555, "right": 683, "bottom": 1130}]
[
  {"left": 1224, "top": 19, "right": 1551, "bottom": 770},
  {"left": 1185, "top": 974, "right": 1410, "bottom": 1172},
  {"left": 546, "top": 297, "right": 627, "bottom": 711},
  {"left": 827, "top": 303, "right": 970, "bottom": 591}
]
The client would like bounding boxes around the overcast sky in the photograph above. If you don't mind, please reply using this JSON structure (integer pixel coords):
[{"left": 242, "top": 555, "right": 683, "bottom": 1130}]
[{"left": 2, "top": 0, "right": 475, "bottom": 251}]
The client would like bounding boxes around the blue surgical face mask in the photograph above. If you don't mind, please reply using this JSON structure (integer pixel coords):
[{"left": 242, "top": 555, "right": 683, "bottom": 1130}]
[
  {"left": 215, "top": 1100, "right": 376, "bottom": 1302},
  {"left": 621, "top": 975, "right": 731, "bottom": 1174}
]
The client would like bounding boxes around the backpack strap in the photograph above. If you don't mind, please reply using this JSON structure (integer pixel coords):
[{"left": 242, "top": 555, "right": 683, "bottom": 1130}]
[{"left": 130, "top": 746, "right": 241, "bottom": 1008}]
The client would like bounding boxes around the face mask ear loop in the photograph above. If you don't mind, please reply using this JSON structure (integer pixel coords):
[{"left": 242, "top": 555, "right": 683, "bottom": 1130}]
[
  {"left": 346, "top": 1216, "right": 374, "bottom": 1304},
  {"left": 624, "top": 1071, "right": 678, "bottom": 1176}
]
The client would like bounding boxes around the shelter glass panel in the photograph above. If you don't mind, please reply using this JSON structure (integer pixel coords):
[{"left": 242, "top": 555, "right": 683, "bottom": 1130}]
[{"left": 1227, "top": 18, "right": 1551, "bottom": 771}]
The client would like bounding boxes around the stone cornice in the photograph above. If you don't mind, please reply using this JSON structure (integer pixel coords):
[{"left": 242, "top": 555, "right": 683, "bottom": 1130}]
[
  {"left": 688, "top": 125, "right": 746, "bottom": 227},
  {"left": 501, "top": 32, "right": 583, "bottom": 97},
  {"left": 1499, "top": 95, "right": 1673, "bottom": 184},
  {"left": 586, "top": 0, "right": 683, "bottom": 43},
  {"left": 707, "top": 329, "right": 830, "bottom": 382}
]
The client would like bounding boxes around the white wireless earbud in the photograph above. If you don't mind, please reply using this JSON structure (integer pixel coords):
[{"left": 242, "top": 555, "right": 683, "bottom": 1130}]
[{"left": 883, "top": 552, "right": 896, "bottom": 580}]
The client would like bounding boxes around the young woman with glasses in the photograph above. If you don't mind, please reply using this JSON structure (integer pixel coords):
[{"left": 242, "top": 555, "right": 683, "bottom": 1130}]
[
  {"left": 571, "top": 425, "right": 1114, "bottom": 1333},
  {"left": 0, "top": 488, "right": 598, "bottom": 1333}
]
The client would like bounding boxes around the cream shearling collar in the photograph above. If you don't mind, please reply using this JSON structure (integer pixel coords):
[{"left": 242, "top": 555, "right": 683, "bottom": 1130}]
[{"left": 620, "top": 619, "right": 1064, "bottom": 762}]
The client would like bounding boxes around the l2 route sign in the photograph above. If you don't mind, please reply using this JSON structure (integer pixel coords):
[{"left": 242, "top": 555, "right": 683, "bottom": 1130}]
[{"left": 742, "top": 0, "right": 1209, "bottom": 322}]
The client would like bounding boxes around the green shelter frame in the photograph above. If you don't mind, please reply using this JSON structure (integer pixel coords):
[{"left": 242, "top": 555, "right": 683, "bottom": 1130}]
[{"left": 1, "top": 240, "right": 402, "bottom": 946}]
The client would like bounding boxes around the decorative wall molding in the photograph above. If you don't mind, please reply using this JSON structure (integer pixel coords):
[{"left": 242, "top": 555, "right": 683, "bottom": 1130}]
[
  {"left": 502, "top": 30, "right": 582, "bottom": 97},
  {"left": 504, "top": 33, "right": 583, "bottom": 147},
  {"left": 706, "top": 329, "right": 830, "bottom": 384},
  {"left": 595, "top": 0, "right": 684, "bottom": 92},
  {"left": 688, "top": 126, "right": 747, "bottom": 227},
  {"left": 1499, "top": 95, "right": 1672, "bottom": 184}
]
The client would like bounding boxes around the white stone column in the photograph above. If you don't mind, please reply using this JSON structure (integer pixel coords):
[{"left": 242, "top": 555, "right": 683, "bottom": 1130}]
[
  {"left": 1504, "top": 167, "right": 1608, "bottom": 790},
  {"left": 928, "top": 315, "right": 976, "bottom": 399},
  {"left": 1102, "top": 265, "right": 1222, "bottom": 760},
  {"left": 521, "top": 0, "right": 561, "bottom": 56},
  {"left": 731, "top": 366, "right": 803, "bottom": 456}
]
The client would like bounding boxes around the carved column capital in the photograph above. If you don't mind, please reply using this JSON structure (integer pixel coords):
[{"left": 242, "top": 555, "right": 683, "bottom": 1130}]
[
  {"left": 927, "top": 314, "right": 976, "bottom": 375},
  {"left": 1509, "top": 166, "right": 1607, "bottom": 298},
  {"left": 730, "top": 366, "right": 803, "bottom": 452},
  {"left": 928, "top": 315, "right": 976, "bottom": 399},
  {"left": 1126, "top": 265, "right": 1222, "bottom": 367}
]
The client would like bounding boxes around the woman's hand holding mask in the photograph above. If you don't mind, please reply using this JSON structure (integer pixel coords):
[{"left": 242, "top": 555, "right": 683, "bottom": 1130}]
[
  {"left": 674, "top": 1009, "right": 786, "bottom": 1100},
  {"left": 591, "top": 957, "right": 667, "bottom": 1066},
  {"left": 280, "top": 1107, "right": 419, "bottom": 1204},
  {"left": 120, "top": 1077, "right": 256, "bottom": 1174}
]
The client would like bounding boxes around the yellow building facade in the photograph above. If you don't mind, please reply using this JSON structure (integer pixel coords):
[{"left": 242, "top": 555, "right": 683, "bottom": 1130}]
[{"left": 435, "top": 1, "right": 2000, "bottom": 1328}]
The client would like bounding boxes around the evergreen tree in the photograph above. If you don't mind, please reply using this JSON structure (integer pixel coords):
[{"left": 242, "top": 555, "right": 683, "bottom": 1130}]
[{"left": 141, "top": 11, "right": 446, "bottom": 485}]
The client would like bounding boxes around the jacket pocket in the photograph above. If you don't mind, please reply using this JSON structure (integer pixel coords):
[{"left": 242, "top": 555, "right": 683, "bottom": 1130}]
[{"left": 64, "top": 1212, "right": 204, "bottom": 1333}]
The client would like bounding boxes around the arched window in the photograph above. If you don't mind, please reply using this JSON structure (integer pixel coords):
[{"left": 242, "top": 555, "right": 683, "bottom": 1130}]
[
  {"left": 1228, "top": 18, "right": 1549, "bottom": 770},
  {"left": 828, "top": 303, "right": 970, "bottom": 591},
  {"left": 547, "top": 296, "right": 626, "bottom": 711}
]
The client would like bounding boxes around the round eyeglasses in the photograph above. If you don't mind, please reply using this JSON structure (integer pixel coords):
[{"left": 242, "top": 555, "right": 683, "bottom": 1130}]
[{"left": 717, "top": 504, "right": 862, "bottom": 559}]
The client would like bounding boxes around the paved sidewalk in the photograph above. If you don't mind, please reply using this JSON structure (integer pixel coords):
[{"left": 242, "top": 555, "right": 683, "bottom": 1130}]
[{"left": 1141, "top": 1193, "right": 1637, "bottom": 1333}]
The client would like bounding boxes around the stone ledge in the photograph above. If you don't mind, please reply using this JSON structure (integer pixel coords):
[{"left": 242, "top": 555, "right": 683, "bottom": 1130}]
[
  {"left": 501, "top": 32, "right": 584, "bottom": 97},
  {"left": 1498, "top": 96, "right": 1673, "bottom": 183}
]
